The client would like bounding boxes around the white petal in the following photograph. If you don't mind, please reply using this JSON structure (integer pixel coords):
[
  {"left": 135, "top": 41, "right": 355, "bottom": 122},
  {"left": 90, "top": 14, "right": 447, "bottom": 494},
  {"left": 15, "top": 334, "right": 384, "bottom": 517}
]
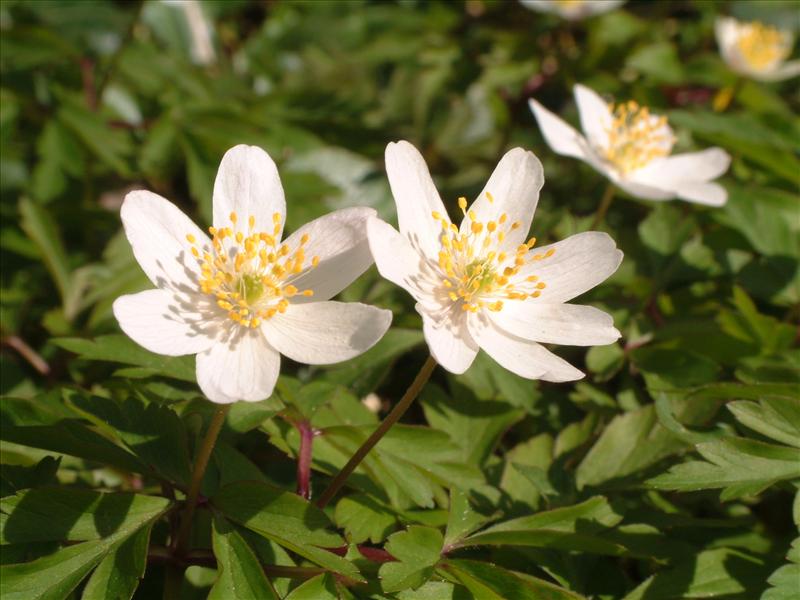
[
  {"left": 632, "top": 148, "right": 730, "bottom": 185},
  {"left": 196, "top": 329, "right": 280, "bottom": 403},
  {"left": 490, "top": 302, "right": 620, "bottom": 346},
  {"left": 462, "top": 148, "right": 544, "bottom": 252},
  {"left": 385, "top": 140, "right": 450, "bottom": 260},
  {"left": 468, "top": 312, "right": 583, "bottom": 382},
  {"left": 423, "top": 311, "right": 478, "bottom": 375},
  {"left": 366, "top": 217, "right": 439, "bottom": 305},
  {"left": 113, "top": 289, "right": 218, "bottom": 356},
  {"left": 261, "top": 301, "right": 392, "bottom": 365},
  {"left": 519, "top": 232, "right": 623, "bottom": 304},
  {"left": 284, "top": 207, "right": 376, "bottom": 302},
  {"left": 212, "top": 145, "right": 286, "bottom": 238},
  {"left": 614, "top": 177, "right": 675, "bottom": 201},
  {"left": 673, "top": 182, "right": 728, "bottom": 207},
  {"left": 529, "top": 98, "right": 590, "bottom": 161},
  {"left": 520, "top": 0, "right": 624, "bottom": 19},
  {"left": 574, "top": 84, "right": 613, "bottom": 150},
  {"left": 758, "top": 60, "right": 800, "bottom": 81},
  {"left": 120, "top": 190, "right": 210, "bottom": 293},
  {"left": 715, "top": 17, "right": 738, "bottom": 59}
]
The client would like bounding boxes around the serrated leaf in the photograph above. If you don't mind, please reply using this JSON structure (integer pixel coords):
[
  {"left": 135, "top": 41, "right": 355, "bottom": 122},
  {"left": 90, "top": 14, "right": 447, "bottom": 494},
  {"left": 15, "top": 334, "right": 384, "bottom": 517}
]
[
  {"left": 80, "top": 522, "right": 153, "bottom": 600},
  {"left": 284, "top": 573, "right": 340, "bottom": 600},
  {"left": 0, "top": 419, "right": 146, "bottom": 475},
  {"left": 54, "top": 335, "right": 196, "bottom": 382},
  {"left": 623, "top": 547, "right": 770, "bottom": 599},
  {"left": 379, "top": 526, "right": 443, "bottom": 593},
  {"left": 66, "top": 393, "right": 191, "bottom": 485},
  {"left": 648, "top": 437, "right": 800, "bottom": 500},
  {"left": 211, "top": 481, "right": 361, "bottom": 581},
  {"left": 444, "top": 488, "right": 494, "bottom": 548},
  {"left": 442, "top": 559, "right": 586, "bottom": 600},
  {"left": 728, "top": 396, "right": 800, "bottom": 448},
  {"left": 0, "top": 492, "right": 169, "bottom": 600},
  {"left": 460, "top": 496, "right": 624, "bottom": 555},
  {"left": 334, "top": 494, "right": 397, "bottom": 544},
  {"left": 209, "top": 517, "right": 280, "bottom": 600},
  {"left": 0, "top": 488, "right": 171, "bottom": 544}
]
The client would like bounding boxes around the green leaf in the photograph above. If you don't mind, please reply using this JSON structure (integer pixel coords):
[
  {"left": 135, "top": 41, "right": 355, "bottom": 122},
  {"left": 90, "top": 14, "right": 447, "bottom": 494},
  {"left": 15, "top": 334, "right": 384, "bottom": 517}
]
[
  {"left": 576, "top": 397, "right": 719, "bottom": 489},
  {"left": 0, "top": 488, "right": 171, "bottom": 544},
  {"left": 1, "top": 538, "right": 117, "bottom": 600},
  {"left": 444, "top": 488, "right": 494, "bottom": 548},
  {"left": 0, "top": 491, "right": 169, "bottom": 600},
  {"left": 334, "top": 494, "right": 397, "bottom": 544},
  {"left": 443, "top": 559, "right": 586, "bottom": 600},
  {"left": 66, "top": 393, "right": 191, "bottom": 485},
  {"left": 211, "top": 481, "right": 361, "bottom": 581},
  {"left": 763, "top": 538, "right": 800, "bottom": 600},
  {"left": 648, "top": 437, "right": 800, "bottom": 500},
  {"left": 54, "top": 335, "right": 196, "bottom": 382},
  {"left": 283, "top": 574, "right": 340, "bottom": 600},
  {"left": 396, "top": 581, "right": 468, "bottom": 599},
  {"left": 80, "top": 522, "right": 153, "bottom": 600},
  {"left": 209, "top": 517, "right": 280, "bottom": 600},
  {"left": 460, "top": 496, "right": 624, "bottom": 555},
  {"left": 0, "top": 456, "right": 60, "bottom": 497},
  {"left": 379, "top": 526, "right": 443, "bottom": 593},
  {"left": 728, "top": 396, "right": 800, "bottom": 448},
  {"left": 421, "top": 382, "right": 524, "bottom": 464},
  {"left": 0, "top": 417, "right": 146, "bottom": 475},
  {"left": 623, "top": 547, "right": 770, "bottom": 599},
  {"left": 18, "top": 197, "right": 72, "bottom": 310}
]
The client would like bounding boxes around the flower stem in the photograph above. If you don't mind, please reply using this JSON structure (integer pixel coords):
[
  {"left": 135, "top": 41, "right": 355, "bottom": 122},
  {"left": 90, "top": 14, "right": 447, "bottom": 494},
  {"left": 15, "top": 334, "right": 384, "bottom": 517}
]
[
  {"left": 296, "top": 420, "right": 315, "bottom": 500},
  {"left": 316, "top": 355, "right": 437, "bottom": 509},
  {"left": 164, "top": 404, "right": 230, "bottom": 599},
  {"left": 590, "top": 183, "right": 616, "bottom": 230}
]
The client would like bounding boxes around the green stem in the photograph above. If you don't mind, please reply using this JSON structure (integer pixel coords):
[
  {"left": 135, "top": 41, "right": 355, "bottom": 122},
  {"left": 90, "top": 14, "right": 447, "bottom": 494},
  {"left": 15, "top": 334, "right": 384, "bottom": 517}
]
[
  {"left": 164, "top": 404, "right": 230, "bottom": 599},
  {"left": 590, "top": 183, "right": 616, "bottom": 230},
  {"left": 316, "top": 356, "right": 437, "bottom": 508}
]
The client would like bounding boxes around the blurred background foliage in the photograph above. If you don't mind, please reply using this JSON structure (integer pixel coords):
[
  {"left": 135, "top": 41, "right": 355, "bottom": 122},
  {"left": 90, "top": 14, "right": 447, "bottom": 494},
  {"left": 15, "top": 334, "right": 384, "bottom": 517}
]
[{"left": 0, "top": 1, "right": 798, "bottom": 599}]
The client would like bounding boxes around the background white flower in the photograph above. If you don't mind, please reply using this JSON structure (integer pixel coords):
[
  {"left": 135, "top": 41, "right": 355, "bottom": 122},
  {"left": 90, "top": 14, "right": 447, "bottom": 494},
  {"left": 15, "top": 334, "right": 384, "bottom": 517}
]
[
  {"left": 367, "top": 141, "right": 622, "bottom": 380},
  {"left": 113, "top": 145, "right": 392, "bottom": 404},
  {"left": 520, "top": 0, "right": 625, "bottom": 20},
  {"left": 529, "top": 84, "right": 731, "bottom": 206},
  {"left": 715, "top": 16, "right": 800, "bottom": 82}
]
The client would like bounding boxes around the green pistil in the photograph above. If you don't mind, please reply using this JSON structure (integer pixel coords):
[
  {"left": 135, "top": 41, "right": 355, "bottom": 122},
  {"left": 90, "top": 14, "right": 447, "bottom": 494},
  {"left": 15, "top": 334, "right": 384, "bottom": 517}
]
[
  {"left": 239, "top": 274, "right": 265, "bottom": 304},
  {"left": 465, "top": 260, "right": 495, "bottom": 294}
]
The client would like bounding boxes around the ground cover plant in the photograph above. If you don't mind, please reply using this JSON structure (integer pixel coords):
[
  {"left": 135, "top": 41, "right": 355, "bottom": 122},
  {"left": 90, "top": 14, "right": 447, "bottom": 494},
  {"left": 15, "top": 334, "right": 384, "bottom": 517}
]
[{"left": 1, "top": 0, "right": 798, "bottom": 598}]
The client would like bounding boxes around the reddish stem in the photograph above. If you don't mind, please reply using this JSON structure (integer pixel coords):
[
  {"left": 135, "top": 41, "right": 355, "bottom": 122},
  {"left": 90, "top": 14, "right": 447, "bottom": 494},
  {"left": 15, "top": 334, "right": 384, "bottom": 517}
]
[
  {"left": 327, "top": 545, "right": 396, "bottom": 563},
  {"left": 80, "top": 57, "right": 97, "bottom": 111},
  {"left": 296, "top": 420, "right": 315, "bottom": 500}
]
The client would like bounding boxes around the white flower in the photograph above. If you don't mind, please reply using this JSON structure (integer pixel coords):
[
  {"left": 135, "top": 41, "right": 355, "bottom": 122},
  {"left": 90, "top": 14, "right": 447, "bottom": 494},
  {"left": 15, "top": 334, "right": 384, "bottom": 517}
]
[
  {"left": 520, "top": 0, "right": 625, "bottom": 20},
  {"left": 529, "top": 84, "right": 731, "bottom": 206},
  {"left": 366, "top": 141, "right": 622, "bottom": 380},
  {"left": 113, "top": 145, "right": 392, "bottom": 404},
  {"left": 715, "top": 16, "right": 800, "bottom": 82}
]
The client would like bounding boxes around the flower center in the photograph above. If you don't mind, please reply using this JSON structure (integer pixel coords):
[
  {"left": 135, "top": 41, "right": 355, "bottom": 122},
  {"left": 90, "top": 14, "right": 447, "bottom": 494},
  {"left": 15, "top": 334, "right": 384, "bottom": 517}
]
[
  {"left": 431, "top": 193, "right": 554, "bottom": 314},
  {"left": 185, "top": 211, "right": 318, "bottom": 329},
  {"left": 736, "top": 21, "right": 791, "bottom": 70},
  {"left": 602, "top": 100, "right": 674, "bottom": 175}
]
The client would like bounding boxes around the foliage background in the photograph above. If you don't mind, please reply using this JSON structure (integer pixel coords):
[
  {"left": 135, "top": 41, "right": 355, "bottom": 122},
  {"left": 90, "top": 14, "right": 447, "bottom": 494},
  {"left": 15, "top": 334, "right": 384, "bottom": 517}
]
[{"left": 1, "top": 0, "right": 798, "bottom": 598}]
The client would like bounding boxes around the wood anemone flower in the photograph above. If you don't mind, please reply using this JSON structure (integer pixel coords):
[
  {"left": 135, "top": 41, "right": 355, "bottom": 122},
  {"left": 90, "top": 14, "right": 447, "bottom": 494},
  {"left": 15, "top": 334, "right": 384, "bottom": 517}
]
[
  {"left": 113, "top": 145, "right": 392, "bottom": 404},
  {"left": 530, "top": 84, "right": 732, "bottom": 206},
  {"left": 366, "top": 140, "right": 622, "bottom": 380}
]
